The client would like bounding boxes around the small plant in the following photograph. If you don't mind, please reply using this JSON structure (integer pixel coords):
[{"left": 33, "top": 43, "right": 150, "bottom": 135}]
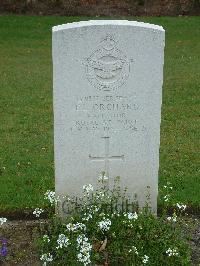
[
  {"left": 0, "top": 218, "right": 8, "bottom": 262},
  {"left": 0, "top": 238, "right": 7, "bottom": 258},
  {"left": 35, "top": 174, "right": 194, "bottom": 265}
]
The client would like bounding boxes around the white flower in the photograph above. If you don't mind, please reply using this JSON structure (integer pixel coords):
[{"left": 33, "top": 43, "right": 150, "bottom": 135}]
[
  {"left": 97, "top": 191, "right": 105, "bottom": 199},
  {"left": 83, "top": 184, "right": 94, "bottom": 195},
  {"left": 167, "top": 213, "right": 177, "bottom": 222},
  {"left": 77, "top": 234, "right": 92, "bottom": 265},
  {"left": 40, "top": 253, "right": 53, "bottom": 265},
  {"left": 43, "top": 235, "right": 50, "bottom": 243},
  {"left": 124, "top": 212, "right": 138, "bottom": 220},
  {"left": 112, "top": 212, "right": 120, "bottom": 218},
  {"left": 98, "top": 173, "right": 109, "bottom": 182},
  {"left": 172, "top": 215, "right": 177, "bottom": 222},
  {"left": 56, "top": 234, "right": 70, "bottom": 249},
  {"left": 130, "top": 246, "right": 138, "bottom": 255},
  {"left": 164, "top": 195, "right": 170, "bottom": 202},
  {"left": 167, "top": 216, "right": 171, "bottom": 221},
  {"left": 176, "top": 203, "right": 186, "bottom": 211},
  {"left": 33, "top": 208, "right": 44, "bottom": 218},
  {"left": 82, "top": 213, "right": 93, "bottom": 221},
  {"left": 98, "top": 218, "right": 111, "bottom": 232},
  {"left": 164, "top": 185, "right": 173, "bottom": 190},
  {"left": 77, "top": 252, "right": 91, "bottom": 265},
  {"left": 91, "top": 205, "right": 99, "bottom": 213},
  {"left": 66, "top": 222, "right": 86, "bottom": 232},
  {"left": 77, "top": 234, "right": 89, "bottom": 246},
  {"left": 167, "top": 215, "right": 177, "bottom": 223},
  {"left": 166, "top": 248, "right": 179, "bottom": 256},
  {"left": 0, "top": 217, "right": 7, "bottom": 226},
  {"left": 142, "top": 255, "right": 149, "bottom": 264},
  {"left": 44, "top": 190, "right": 59, "bottom": 205}
]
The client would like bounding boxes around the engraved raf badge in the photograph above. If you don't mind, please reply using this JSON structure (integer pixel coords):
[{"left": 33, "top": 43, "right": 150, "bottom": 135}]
[{"left": 84, "top": 35, "right": 131, "bottom": 92}]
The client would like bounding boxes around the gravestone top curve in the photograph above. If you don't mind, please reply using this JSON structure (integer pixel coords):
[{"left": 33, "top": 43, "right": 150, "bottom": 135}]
[{"left": 52, "top": 20, "right": 164, "bottom": 32}]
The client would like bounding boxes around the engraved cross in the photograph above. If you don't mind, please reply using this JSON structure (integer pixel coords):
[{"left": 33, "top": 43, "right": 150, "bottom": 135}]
[{"left": 89, "top": 137, "right": 124, "bottom": 177}]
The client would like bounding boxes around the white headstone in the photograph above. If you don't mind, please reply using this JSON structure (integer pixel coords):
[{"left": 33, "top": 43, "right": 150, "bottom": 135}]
[{"left": 52, "top": 20, "right": 165, "bottom": 213}]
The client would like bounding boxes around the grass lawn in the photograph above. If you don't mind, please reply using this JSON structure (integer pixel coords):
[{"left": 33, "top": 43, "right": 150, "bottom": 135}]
[{"left": 0, "top": 15, "right": 199, "bottom": 212}]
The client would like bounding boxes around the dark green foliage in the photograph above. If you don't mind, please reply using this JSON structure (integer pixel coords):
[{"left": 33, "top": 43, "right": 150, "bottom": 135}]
[{"left": 37, "top": 181, "right": 193, "bottom": 265}]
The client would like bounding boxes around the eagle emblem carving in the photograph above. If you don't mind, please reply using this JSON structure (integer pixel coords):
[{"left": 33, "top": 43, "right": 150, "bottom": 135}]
[{"left": 84, "top": 36, "right": 130, "bottom": 92}]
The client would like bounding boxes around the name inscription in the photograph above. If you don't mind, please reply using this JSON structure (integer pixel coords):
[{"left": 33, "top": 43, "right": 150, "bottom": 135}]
[{"left": 69, "top": 94, "right": 146, "bottom": 133}]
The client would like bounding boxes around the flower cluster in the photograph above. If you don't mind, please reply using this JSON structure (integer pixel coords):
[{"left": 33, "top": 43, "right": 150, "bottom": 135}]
[
  {"left": 66, "top": 222, "right": 86, "bottom": 232},
  {"left": 44, "top": 190, "right": 59, "bottom": 205},
  {"left": 82, "top": 213, "right": 93, "bottom": 221},
  {"left": 90, "top": 205, "right": 99, "bottom": 213},
  {"left": 82, "top": 205, "right": 99, "bottom": 221},
  {"left": 166, "top": 247, "right": 179, "bottom": 257},
  {"left": 124, "top": 212, "right": 138, "bottom": 220},
  {"left": 40, "top": 253, "right": 53, "bottom": 266},
  {"left": 98, "top": 172, "right": 109, "bottom": 182},
  {"left": 98, "top": 218, "right": 111, "bottom": 232},
  {"left": 133, "top": 246, "right": 139, "bottom": 255},
  {"left": 163, "top": 194, "right": 170, "bottom": 202},
  {"left": 164, "top": 184, "right": 173, "bottom": 190},
  {"left": 37, "top": 179, "right": 192, "bottom": 265},
  {"left": 176, "top": 203, "right": 187, "bottom": 211},
  {"left": 162, "top": 183, "right": 173, "bottom": 203},
  {"left": 33, "top": 208, "right": 44, "bottom": 218},
  {"left": 0, "top": 218, "right": 7, "bottom": 226},
  {"left": 56, "top": 234, "right": 70, "bottom": 249},
  {"left": 167, "top": 213, "right": 177, "bottom": 223},
  {"left": 95, "top": 191, "right": 106, "bottom": 200},
  {"left": 82, "top": 184, "right": 94, "bottom": 195},
  {"left": 129, "top": 245, "right": 139, "bottom": 255},
  {"left": 43, "top": 235, "right": 50, "bottom": 243},
  {"left": 77, "top": 234, "right": 92, "bottom": 265},
  {"left": 142, "top": 255, "right": 149, "bottom": 264}
]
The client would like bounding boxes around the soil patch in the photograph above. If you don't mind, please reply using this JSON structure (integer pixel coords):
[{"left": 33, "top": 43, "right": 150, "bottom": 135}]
[
  {"left": 0, "top": 0, "right": 199, "bottom": 16},
  {"left": 0, "top": 220, "right": 45, "bottom": 265}
]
